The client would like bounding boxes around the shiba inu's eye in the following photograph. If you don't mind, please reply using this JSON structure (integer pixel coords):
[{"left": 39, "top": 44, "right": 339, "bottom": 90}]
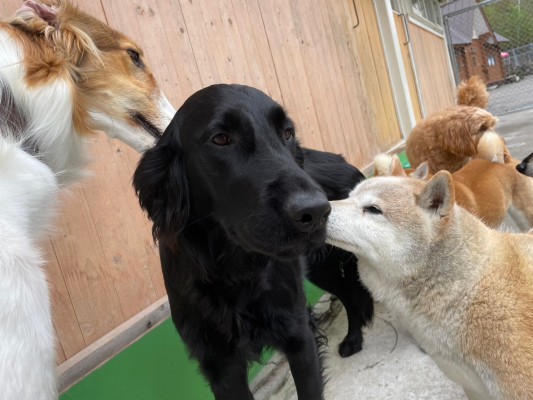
[
  {"left": 127, "top": 49, "right": 144, "bottom": 69},
  {"left": 363, "top": 205, "right": 382, "bottom": 215}
]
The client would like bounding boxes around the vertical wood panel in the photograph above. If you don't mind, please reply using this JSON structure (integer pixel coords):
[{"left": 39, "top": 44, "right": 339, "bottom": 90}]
[
  {"left": 357, "top": 0, "right": 401, "bottom": 150},
  {"left": 344, "top": 0, "right": 401, "bottom": 155},
  {"left": 290, "top": 1, "right": 350, "bottom": 159},
  {"left": 393, "top": 13, "right": 423, "bottom": 122},
  {"left": 234, "top": 0, "right": 283, "bottom": 103},
  {"left": 325, "top": 0, "right": 381, "bottom": 167},
  {"left": 178, "top": 0, "right": 223, "bottom": 86},
  {"left": 79, "top": 135, "right": 160, "bottom": 320},
  {"left": 258, "top": 0, "right": 324, "bottom": 150},
  {"left": 51, "top": 186, "right": 125, "bottom": 345},
  {"left": 409, "top": 23, "right": 455, "bottom": 116},
  {"left": 45, "top": 237, "right": 86, "bottom": 360},
  {"left": 198, "top": 0, "right": 254, "bottom": 85},
  {"left": 155, "top": 0, "right": 203, "bottom": 98}
]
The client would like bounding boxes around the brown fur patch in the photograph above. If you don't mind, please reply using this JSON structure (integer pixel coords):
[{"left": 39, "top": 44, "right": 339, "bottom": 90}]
[{"left": 406, "top": 106, "right": 498, "bottom": 174}]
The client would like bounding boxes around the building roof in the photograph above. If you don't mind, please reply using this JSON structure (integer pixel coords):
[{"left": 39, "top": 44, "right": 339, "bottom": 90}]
[{"left": 441, "top": 0, "right": 493, "bottom": 45}]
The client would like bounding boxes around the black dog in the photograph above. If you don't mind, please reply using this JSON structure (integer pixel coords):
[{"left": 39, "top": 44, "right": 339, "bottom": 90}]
[
  {"left": 133, "top": 84, "right": 372, "bottom": 399},
  {"left": 301, "top": 149, "right": 373, "bottom": 357},
  {"left": 517, "top": 151, "right": 533, "bottom": 177}
]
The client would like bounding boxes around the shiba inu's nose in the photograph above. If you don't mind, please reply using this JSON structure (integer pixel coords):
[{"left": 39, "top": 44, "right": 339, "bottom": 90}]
[{"left": 285, "top": 192, "right": 331, "bottom": 233}]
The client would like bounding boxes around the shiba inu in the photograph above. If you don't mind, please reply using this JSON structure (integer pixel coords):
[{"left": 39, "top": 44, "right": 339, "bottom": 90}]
[{"left": 326, "top": 172, "right": 533, "bottom": 399}]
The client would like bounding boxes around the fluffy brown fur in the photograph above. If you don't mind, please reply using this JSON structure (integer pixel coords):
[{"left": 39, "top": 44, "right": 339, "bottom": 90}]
[
  {"left": 406, "top": 75, "right": 498, "bottom": 174},
  {"left": 378, "top": 153, "right": 533, "bottom": 230},
  {"left": 456, "top": 75, "right": 489, "bottom": 109}
]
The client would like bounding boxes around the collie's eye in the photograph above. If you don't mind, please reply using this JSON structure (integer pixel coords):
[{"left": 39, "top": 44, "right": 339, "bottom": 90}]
[
  {"left": 363, "top": 205, "right": 382, "bottom": 215},
  {"left": 211, "top": 133, "right": 232, "bottom": 146},
  {"left": 127, "top": 49, "right": 143, "bottom": 68},
  {"left": 283, "top": 128, "right": 294, "bottom": 140}
]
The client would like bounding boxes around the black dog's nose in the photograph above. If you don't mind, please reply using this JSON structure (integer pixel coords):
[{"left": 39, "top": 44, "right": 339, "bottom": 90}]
[
  {"left": 517, "top": 162, "right": 526, "bottom": 174},
  {"left": 285, "top": 193, "right": 331, "bottom": 233}
]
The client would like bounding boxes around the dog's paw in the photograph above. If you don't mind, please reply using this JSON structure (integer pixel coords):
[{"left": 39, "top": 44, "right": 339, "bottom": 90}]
[{"left": 338, "top": 338, "right": 362, "bottom": 358}]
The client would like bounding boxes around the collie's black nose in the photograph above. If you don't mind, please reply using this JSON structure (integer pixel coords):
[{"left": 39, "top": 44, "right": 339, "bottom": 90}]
[
  {"left": 517, "top": 162, "right": 527, "bottom": 174},
  {"left": 285, "top": 193, "right": 331, "bottom": 233}
]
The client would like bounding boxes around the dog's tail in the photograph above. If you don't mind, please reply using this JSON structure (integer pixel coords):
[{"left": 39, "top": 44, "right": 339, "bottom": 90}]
[
  {"left": 373, "top": 153, "right": 393, "bottom": 177},
  {"left": 457, "top": 75, "right": 489, "bottom": 109},
  {"left": 476, "top": 131, "right": 516, "bottom": 164}
]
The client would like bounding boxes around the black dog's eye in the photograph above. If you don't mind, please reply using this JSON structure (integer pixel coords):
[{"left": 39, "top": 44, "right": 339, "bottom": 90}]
[
  {"left": 283, "top": 128, "right": 294, "bottom": 140},
  {"left": 127, "top": 49, "right": 144, "bottom": 68},
  {"left": 211, "top": 133, "right": 232, "bottom": 146},
  {"left": 363, "top": 205, "right": 382, "bottom": 215}
]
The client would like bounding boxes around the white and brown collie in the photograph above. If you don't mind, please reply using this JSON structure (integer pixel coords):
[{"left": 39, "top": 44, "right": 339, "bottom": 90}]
[{"left": 0, "top": 1, "right": 175, "bottom": 398}]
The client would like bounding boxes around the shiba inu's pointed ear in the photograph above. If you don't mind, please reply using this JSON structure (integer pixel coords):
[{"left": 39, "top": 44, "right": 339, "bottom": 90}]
[
  {"left": 412, "top": 162, "right": 429, "bottom": 180},
  {"left": 389, "top": 155, "right": 406, "bottom": 177},
  {"left": 419, "top": 171, "right": 455, "bottom": 217}
]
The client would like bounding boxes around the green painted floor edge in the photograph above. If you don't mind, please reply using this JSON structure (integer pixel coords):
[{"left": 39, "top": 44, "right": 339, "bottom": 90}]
[{"left": 60, "top": 281, "right": 324, "bottom": 400}]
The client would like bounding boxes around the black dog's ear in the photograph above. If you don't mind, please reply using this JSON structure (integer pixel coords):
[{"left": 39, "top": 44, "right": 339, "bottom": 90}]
[{"left": 133, "top": 136, "right": 189, "bottom": 243}]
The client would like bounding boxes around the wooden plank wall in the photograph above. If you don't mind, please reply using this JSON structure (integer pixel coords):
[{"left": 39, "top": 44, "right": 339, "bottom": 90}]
[
  {"left": 409, "top": 22, "right": 456, "bottom": 116},
  {"left": 1, "top": 0, "right": 402, "bottom": 366},
  {"left": 393, "top": 13, "right": 423, "bottom": 122}
]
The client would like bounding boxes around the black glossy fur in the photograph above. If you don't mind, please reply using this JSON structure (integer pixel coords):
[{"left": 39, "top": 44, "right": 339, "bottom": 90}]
[
  {"left": 517, "top": 151, "right": 533, "bottom": 177},
  {"left": 133, "top": 84, "right": 373, "bottom": 399},
  {"left": 300, "top": 148, "right": 374, "bottom": 356}
]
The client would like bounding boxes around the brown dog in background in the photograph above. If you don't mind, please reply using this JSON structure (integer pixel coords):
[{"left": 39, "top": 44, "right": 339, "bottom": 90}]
[
  {"left": 406, "top": 76, "right": 498, "bottom": 174},
  {"left": 375, "top": 143, "right": 533, "bottom": 230}
]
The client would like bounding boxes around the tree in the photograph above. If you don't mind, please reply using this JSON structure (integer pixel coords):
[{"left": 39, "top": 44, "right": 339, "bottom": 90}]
[{"left": 484, "top": 0, "right": 533, "bottom": 50}]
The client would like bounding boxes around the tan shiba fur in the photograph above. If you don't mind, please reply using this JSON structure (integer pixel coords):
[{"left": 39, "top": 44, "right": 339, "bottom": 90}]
[
  {"left": 375, "top": 147, "right": 533, "bottom": 230},
  {"left": 326, "top": 172, "right": 533, "bottom": 399}
]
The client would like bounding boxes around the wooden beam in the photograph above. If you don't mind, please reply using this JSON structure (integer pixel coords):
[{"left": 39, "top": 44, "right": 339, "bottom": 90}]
[{"left": 58, "top": 296, "right": 170, "bottom": 393}]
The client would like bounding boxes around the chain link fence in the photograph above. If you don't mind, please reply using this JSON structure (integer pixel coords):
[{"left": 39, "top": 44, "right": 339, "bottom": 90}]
[{"left": 442, "top": 0, "right": 533, "bottom": 115}]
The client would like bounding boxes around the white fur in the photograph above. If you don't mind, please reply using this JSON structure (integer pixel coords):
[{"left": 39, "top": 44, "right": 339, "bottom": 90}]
[
  {"left": 0, "top": 6, "right": 175, "bottom": 398},
  {"left": 0, "top": 138, "right": 58, "bottom": 400},
  {"left": 0, "top": 30, "right": 88, "bottom": 185}
]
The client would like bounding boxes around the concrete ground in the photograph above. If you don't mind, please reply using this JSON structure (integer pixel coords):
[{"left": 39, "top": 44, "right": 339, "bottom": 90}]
[
  {"left": 250, "top": 107, "right": 533, "bottom": 400},
  {"left": 496, "top": 106, "right": 533, "bottom": 160},
  {"left": 251, "top": 298, "right": 466, "bottom": 400}
]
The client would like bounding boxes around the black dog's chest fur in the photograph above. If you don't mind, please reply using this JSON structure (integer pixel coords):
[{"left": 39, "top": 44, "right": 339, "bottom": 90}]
[{"left": 161, "top": 222, "right": 308, "bottom": 360}]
